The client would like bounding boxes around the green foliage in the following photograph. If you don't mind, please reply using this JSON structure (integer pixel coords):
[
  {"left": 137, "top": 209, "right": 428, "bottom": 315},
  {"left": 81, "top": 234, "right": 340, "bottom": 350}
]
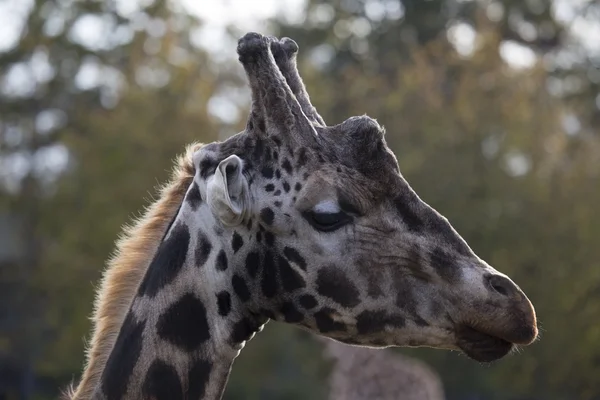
[{"left": 1, "top": 0, "right": 599, "bottom": 399}]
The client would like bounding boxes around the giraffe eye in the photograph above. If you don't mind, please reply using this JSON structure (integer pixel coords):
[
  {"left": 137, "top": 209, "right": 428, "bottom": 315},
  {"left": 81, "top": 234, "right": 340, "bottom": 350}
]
[{"left": 304, "top": 210, "right": 352, "bottom": 232}]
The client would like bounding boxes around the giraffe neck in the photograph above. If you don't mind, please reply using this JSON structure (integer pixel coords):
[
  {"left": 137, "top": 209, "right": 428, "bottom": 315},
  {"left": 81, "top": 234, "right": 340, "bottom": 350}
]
[{"left": 95, "top": 199, "right": 266, "bottom": 400}]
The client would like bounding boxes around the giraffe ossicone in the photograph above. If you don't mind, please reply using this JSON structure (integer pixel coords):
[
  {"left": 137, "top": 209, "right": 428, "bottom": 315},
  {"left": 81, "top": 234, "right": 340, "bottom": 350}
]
[{"left": 67, "top": 32, "right": 538, "bottom": 400}]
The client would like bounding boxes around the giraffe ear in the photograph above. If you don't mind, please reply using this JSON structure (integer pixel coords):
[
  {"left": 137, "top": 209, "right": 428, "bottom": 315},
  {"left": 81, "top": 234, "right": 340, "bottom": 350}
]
[{"left": 206, "top": 155, "right": 249, "bottom": 226}]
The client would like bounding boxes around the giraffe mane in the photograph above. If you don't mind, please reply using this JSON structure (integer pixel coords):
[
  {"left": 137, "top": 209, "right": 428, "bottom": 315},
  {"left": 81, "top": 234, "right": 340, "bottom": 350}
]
[{"left": 64, "top": 142, "right": 203, "bottom": 400}]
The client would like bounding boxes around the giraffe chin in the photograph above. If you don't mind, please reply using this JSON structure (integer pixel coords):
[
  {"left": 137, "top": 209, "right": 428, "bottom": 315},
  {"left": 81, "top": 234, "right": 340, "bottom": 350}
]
[{"left": 455, "top": 325, "right": 514, "bottom": 363}]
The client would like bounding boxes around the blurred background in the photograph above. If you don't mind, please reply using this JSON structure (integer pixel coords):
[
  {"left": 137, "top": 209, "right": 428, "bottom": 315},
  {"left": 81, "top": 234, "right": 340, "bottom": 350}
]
[{"left": 0, "top": 0, "right": 599, "bottom": 399}]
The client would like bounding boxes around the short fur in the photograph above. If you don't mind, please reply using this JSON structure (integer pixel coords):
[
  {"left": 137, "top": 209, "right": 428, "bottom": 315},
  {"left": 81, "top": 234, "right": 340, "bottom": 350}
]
[{"left": 65, "top": 143, "right": 203, "bottom": 400}]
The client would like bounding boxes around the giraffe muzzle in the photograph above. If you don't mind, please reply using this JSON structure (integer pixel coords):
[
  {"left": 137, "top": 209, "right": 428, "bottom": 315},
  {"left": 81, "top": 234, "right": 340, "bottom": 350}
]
[
  {"left": 455, "top": 273, "right": 538, "bottom": 362},
  {"left": 483, "top": 274, "right": 538, "bottom": 345}
]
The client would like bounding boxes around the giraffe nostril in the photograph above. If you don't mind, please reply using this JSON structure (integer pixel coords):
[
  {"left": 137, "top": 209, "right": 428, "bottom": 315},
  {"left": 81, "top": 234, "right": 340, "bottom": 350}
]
[
  {"left": 486, "top": 274, "right": 519, "bottom": 299},
  {"left": 493, "top": 283, "right": 508, "bottom": 296}
]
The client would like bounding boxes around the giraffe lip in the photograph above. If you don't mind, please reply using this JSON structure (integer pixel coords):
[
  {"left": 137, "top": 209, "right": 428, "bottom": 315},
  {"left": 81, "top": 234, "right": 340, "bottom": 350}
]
[{"left": 456, "top": 325, "right": 514, "bottom": 363}]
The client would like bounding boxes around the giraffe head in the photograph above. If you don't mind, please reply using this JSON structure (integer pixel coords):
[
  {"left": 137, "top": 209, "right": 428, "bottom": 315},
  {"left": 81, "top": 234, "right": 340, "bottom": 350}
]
[{"left": 188, "top": 33, "right": 537, "bottom": 363}]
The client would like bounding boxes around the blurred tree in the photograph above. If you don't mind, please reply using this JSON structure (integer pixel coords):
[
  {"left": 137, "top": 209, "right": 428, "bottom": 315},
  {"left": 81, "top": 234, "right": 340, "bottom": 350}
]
[
  {"left": 269, "top": 0, "right": 597, "bottom": 132},
  {"left": 0, "top": 0, "right": 221, "bottom": 397},
  {"left": 0, "top": 0, "right": 110, "bottom": 396}
]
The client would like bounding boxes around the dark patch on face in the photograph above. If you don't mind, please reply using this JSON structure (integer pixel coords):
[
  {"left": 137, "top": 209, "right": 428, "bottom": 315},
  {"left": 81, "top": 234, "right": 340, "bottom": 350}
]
[
  {"left": 314, "top": 308, "right": 347, "bottom": 333},
  {"left": 101, "top": 312, "right": 145, "bottom": 400},
  {"left": 259, "top": 308, "right": 277, "bottom": 320},
  {"left": 294, "top": 182, "right": 302, "bottom": 192},
  {"left": 216, "top": 291, "right": 231, "bottom": 317},
  {"left": 299, "top": 294, "right": 318, "bottom": 309},
  {"left": 357, "top": 257, "right": 385, "bottom": 299},
  {"left": 316, "top": 267, "right": 360, "bottom": 308},
  {"left": 195, "top": 231, "right": 212, "bottom": 268},
  {"left": 404, "top": 244, "right": 423, "bottom": 272},
  {"left": 216, "top": 249, "right": 228, "bottom": 271},
  {"left": 366, "top": 280, "right": 384, "bottom": 298},
  {"left": 395, "top": 280, "right": 417, "bottom": 311},
  {"left": 256, "top": 231, "right": 262, "bottom": 243},
  {"left": 264, "top": 231, "right": 275, "bottom": 247},
  {"left": 273, "top": 150, "right": 279, "bottom": 160},
  {"left": 281, "top": 302, "right": 304, "bottom": 323},
  {"left": 278, "top": 256, "right": 306, "bottom": 292},
  {"left": 282, "top": 181, "right": 290, "bottom": 192},
  {"left": 274, "top": 200, "right": 282, "bottom": 207},
  {"left": 283, "top": 247, "right": 307, "bottom": 270},
  {"left": 232, "top": 274, "right": 251, "bottom": 302},
  {"left": 249, "top": 136, "right": 262, "bottom": 161},
  {"left": 230, "top": 317, "right": 260, "bottom": 343},
  {"left": 411, "top": 315, "right": 430, "bottom": 327},
  {"left": 245, "top": 251, "right": 260, "bottom": 278},
  {"left": 246, "top": 219, "right": 253, "bottom": 230},
  {"left": 265, "top": 183, "right": 275, "bottom": 192},
  {"left": 272, "top": 135, "right": 281, "bottom": 146},
  {"left": 281, "top": 158, "right": 293, "bottom": 175},
  {"left": 157, "top": 293, "right": 210, "bottom": 352},
  {"left": 356, "top": 310, "right": 406, "bottom": 335},
  {"left": 142, "top": 359, "right": 182, "bottom": 400},
  {"left": 261, "top": 166, "right": 274, "bottom": 179},
  {"left": 261, "top": 250, "right": 278, "bottom": 298},
  {"left": 429, "top": 216, "right": 472, "bottom": 256},
  {"left": 258, "top": 118, "right": 266, "bottom": 133},
  {"left": 394, "top": 195, "right": 424, "bottom": 233},
  {"left": 281, "top": 144, "right": 291, "bottom": 157},
  {"left": 430, "top": 246, "right": 461, "bottom": 283},
  {"left": 231, "top": 232, "right": 244, "bottom": 253},
  {"left": 275, "top": 169, "right": 281, "bottom": 179},
  {"left": 187, "top": 182, "right": 202, "bottom": 210},
  {"left": 394, "top": 279, "right": 430, "bottom": 326},
  {"left": 138, "top": 223, "right": 190, "bottom": 297},
  {"left": 199, "top": 158, "right": 217, "bottom": 179},
  {"left": 260, "top": 207, "right": 275, "bottom": 225},
  {"left": 187, "top": 359, "right": 212, "bottom": 400},
  {"left": 297, "top": 147, "right": 308, "bottom": 168},
  {"left": 302, "top": 172, "right": 310, "bottom": 181}
]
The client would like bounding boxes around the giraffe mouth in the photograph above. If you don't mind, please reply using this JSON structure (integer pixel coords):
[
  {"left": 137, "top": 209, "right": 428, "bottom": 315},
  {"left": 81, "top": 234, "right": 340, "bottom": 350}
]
[{"left": 455, "top": 325, "right": 514, "bottom": 362}]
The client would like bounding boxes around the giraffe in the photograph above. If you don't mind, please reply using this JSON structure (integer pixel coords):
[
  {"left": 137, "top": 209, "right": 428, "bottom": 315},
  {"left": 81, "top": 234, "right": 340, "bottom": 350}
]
[
  {"left": 322, "top": 338, "right": 445, "bottom": 400},
  {"left": 66, "top": 32, "right": 537, "bottom": 400}
]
